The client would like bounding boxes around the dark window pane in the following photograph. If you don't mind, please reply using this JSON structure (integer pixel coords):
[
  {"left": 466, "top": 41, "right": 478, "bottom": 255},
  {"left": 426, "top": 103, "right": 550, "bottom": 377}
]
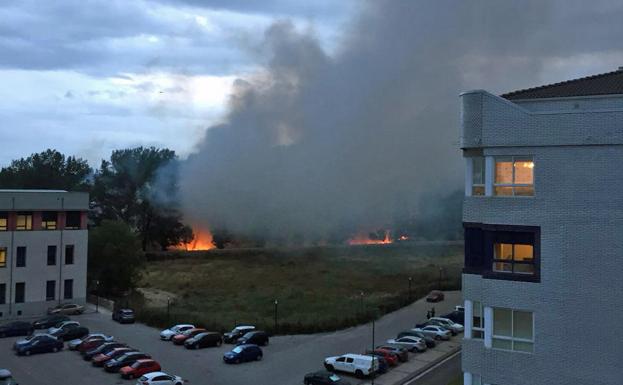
[
  {"left": 514, "top": 263, "right": 535, "bottom": 275},
  {"left": 16, "top": 246, "right": 26, "bottom": 267},
  {"left": 41, "top": 212, "right": 57, "bottom": 230},
  {"left": 65, "top": 211, "right": 81, "bottom": 229},
  {"left": 0, "top": 284, "right": 5, "bottom": 304},
  {"left": 15, "top": 282, "right": 25, "bottom": 303},
  {"left": 493, "top": 262, "right": 512, "bottom": 273},
  {"left": 65, "top": 245, "right": 74, "bottom": 265},
  {"left": 47, "top": 246, "right": 57, "bottom": 265},
  {"left": 64, "top": 279, "right": 73, "bottom": 300},
  {"left": 46, "top": 281, "right": 56, "bottom": 301}
]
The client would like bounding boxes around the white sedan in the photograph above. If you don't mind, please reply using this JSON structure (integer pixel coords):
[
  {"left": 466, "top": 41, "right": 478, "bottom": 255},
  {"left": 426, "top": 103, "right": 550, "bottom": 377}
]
[
  {"left": 159, "top": 324, "right": 194, "bottom": 340},
  {"left": 135, "top": 371, "right": 183, "bottom": 385},
  {"left": 413, "top": 325, "right": 451, "bottom": 340},
  {"left": 429, "top": 317, "right": 464, "bottom": 333},
  {"left": 386, "top": 336, "right": 427, "bottom": 352}
]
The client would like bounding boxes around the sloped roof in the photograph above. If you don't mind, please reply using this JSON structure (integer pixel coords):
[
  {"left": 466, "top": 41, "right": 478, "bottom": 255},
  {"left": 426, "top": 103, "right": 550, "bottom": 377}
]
[{"left": 502, "top": 68, "right": 623, "bottom": 100}]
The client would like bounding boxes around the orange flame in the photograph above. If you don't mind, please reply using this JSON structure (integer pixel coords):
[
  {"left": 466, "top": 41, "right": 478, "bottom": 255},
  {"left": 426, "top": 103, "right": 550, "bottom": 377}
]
[
  {"left": 176, "top": 227, "right": 215, "bottom": 251},
  {"left": 348, "top": 230, "right": 393, "bottom": 245},
  {"left": 398, "top": 235, "right": 409, "bottom": 241}
]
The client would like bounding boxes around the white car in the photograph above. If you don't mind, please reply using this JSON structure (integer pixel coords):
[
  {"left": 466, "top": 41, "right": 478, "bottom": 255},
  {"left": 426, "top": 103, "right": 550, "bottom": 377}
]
[
  {"left": 386, "top": 336, "right": 427, "bottom": 352},
  {"left": 135, "top": 371, "right": 183, "bottom": 385},
  {"left": 47, "top": 320, "right": 80, "bottom": 334},
  {"left": 414, "top": 325, "right": 451, "bottom": 340},
  {"left": 324, "top": 353, "right": 378, "bottom": 378},
  {"left": 429, "top": 317, "right": 464, "bottom": 333},
  {"left": 159, "top": 324, "right": 195, "bottom": 341}
]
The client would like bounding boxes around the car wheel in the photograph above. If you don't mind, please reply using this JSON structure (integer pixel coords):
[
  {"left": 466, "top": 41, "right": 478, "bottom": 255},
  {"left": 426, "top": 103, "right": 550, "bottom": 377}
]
[
  {"left": 324, "top": 364, "right": 334, "bottom": 372},
  {"left": 217, "top": 340, "right": 222, "bottom": 347},
  {"left": 25, "top": 350, "right": 31, "bottom": 356},
  {"left": 53, "top": 347, "right": 59, "bottom": 353},
  {"left": 195, "top": 344, "right": 199, "bottom": 350},
  {"left": 256, "top": 354, "right": 262, "bottom": 361},
  {"left": 235, "top": 358, "right": 241, "bottom": 364},
  {"left": 355, "top": 370, "right": 364, "bottom": 378},
  {"left": 0, "top": 333, "right": 5, "bottom": 338},
  {"left": 264, "top": 339, "right": 269, "bottom": 346}
]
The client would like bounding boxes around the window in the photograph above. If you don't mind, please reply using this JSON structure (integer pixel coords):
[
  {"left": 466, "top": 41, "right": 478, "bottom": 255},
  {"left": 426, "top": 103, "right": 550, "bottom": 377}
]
[
  {"left": 16, "top": 212, "right": 33, "bottom": 230},
  {"left": 65, "top": 245, "right": 74, "bottom": 265},
  {"left": 0, "top": 247, "right": 6, "bottom": 268},
  {"left": 471, "top": 157, "right": 485, "bottom": 196},
  {"left": 46, "top": 281, "right": 56, "bottom": 301},
  {"left": 0, "top": 283, "right": 5, "bottom": 304},
  {"left": 492, "top": 308, "right": 534, "bottom": 352},
  {"left": 0, "top": 212, "right": 7, "bottom": 231},
  {"left": 15, "top": 282, "right": 25, "bottom": 303},
  {"left": 16, "top": 246, "right": 26, "bottom": 267},
  {"left": 64, "top": 279, "right": 73, "bottom": 299},
  {"left": 41, "top": 211, "right": 57, "bottom": 230},
  {"left": 47, "top": 245, "right": 57, "bottom": 266},
  {"left": 494, "top": 156, "right": 534, "bottom": 196},
  {"left": 472, "top": 301, "right": 484, "bottom": 339},
  {"left": 493, "top": 243, "right": 534, "bottom": 275},
  {"left": 65, "top": 211, "right": 81, "bottom": 229}
]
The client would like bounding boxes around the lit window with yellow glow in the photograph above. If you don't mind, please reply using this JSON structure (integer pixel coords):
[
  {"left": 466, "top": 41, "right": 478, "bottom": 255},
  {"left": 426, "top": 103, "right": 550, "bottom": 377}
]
[
  {"left": 0, "top": 247, "right": 6, "bottom": 267},
  {"left": 0, "top": 212, "right": 7, "bottom": 231},
  {"left": 16, "top": 212, "right": 32, "bottom": 230},
  {"left": 41, "top": 211, "right": 57, "bottom": 230},
  {"left": 494, "top": 156, "right": 534, "bottom": 196},
  {"left": 493, "top": 243, "right": 534, "bottom": 275}
]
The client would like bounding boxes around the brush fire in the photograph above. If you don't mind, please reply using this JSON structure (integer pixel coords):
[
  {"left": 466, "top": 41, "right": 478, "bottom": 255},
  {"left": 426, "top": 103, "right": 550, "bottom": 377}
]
[{"left": 176, "top": 227, "right": 215, "bottom": 251}]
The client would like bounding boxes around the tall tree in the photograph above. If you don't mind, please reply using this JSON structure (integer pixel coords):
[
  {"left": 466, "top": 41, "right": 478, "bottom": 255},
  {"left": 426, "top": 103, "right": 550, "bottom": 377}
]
[
  {"left": 91, "top": 146, "right": 192, "bottom": 250},
  {"left": 0, "top": 149, "right": 91, "bottom": 190}
]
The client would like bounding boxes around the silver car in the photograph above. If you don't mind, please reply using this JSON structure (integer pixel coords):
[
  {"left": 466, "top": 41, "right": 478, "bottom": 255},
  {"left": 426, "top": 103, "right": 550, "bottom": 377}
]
[
  {"left": 385, "top": 336, "right": 427, "bottom": 352},
  {"left": 429, "top": 317, "right": 464, "bottom": 333},
  {"left": 413, "top": 325, "right": 451, "bottom": 340}
]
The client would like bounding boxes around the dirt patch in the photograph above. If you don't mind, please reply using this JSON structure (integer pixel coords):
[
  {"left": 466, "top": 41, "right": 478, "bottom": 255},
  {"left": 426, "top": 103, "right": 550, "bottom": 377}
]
[{"left": 137, "top": 287, "right": 177, "bottom": 308}]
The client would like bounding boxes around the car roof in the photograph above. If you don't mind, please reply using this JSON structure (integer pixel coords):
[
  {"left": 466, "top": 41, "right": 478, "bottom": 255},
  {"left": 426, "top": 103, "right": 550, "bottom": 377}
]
[
  {"left": 143, "top": 371, "right": 169, "bottom": 379},
  {"left": 136, "top": 359, "right": 155, "bottom": 363},
  {"left": 235, "top": 325, "right": 255, "bottom": 329}
]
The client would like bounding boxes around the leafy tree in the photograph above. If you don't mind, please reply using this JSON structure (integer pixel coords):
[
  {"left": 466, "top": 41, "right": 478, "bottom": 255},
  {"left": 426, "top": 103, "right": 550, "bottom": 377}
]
[
  {"left": 91, "top": 146, "right": 192, "bottom": 250},
  {"left": 88, "top": 220, "right": 143, "bottom": 296},
  {"left": 0, "top": 149, "right": 91, "bottom": 190}
]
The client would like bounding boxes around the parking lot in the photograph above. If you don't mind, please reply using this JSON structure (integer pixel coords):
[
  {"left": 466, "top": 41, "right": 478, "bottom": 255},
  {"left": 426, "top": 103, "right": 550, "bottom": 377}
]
[{"left": 1, "top": 291, "right": 462, "bottom": 385}]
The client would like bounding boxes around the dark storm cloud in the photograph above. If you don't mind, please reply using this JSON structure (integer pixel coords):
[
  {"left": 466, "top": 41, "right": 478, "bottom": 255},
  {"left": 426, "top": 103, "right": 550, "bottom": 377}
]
[{"left": 178, "top": 0, "right": 623, "bottom": 241}]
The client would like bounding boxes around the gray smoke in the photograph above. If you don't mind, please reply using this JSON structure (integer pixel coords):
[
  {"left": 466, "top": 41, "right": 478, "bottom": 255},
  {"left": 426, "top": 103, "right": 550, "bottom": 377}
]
[{"left": 179, "top": 0, "right": 623, "bottom": 241}]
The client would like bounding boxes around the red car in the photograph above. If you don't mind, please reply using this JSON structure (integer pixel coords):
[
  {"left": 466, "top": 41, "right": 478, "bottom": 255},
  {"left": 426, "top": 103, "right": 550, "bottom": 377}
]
[
  {"left": 77, "top": 338, "right": 107, "bottom": 353},
  {"left": 92, "top": 347, "right": 135, "bottom": 367},
  {"left": 172, "top": 328, "right": 206, "bottom": 345},
  {"left": 367, "top": 349, "right": 398, "bottom": 366},
  {"left": 119, "top": 359, "right": 161, "bottom": 379},
  {"left": 426, "top": 290, "right": 445, "bottom": 303}
]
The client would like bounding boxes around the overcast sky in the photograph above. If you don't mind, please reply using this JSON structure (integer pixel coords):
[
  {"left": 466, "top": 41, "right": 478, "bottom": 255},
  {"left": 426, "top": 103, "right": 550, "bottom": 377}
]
[{"left": 0, "top": 0, "right": 355, "bottom": 166}]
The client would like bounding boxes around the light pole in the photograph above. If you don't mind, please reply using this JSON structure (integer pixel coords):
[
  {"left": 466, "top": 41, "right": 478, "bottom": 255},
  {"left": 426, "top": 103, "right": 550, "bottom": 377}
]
[
  {"left": 360, "top": 291, "right": 365, "bottom": 316},
  {"left": 408, "top": 276, "right": 412, "bottom": 303},
  {"left": 167, "top": 297, "right": 171, "bottom": 325},
  {"left": 274, "top": 300, "right": 279, "bottom": 334},
  {"left": 438, "top": 267, "right": 444, "bottom": 289},
  {"left": 95, "top": 280, "right": 100, "bottom": 313}
]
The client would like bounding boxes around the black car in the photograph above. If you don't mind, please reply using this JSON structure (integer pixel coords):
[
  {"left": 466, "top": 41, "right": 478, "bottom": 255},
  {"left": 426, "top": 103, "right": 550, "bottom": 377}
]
[
  {"left": 31, "top": 315, "right": 70, "bottom": 329},
  {"left": 0, "top": 321, "right": 33, "bottom": 338},
  {"left": 104, "top": 352, "right": 151, "bottom": 372},
  {"left": 112, "top": 308, "right": 135, "bottom": 324},
  {"left": 50, "top": 325, "right": 89, "bottom": 341},
  {"left": 223, "top": 325, "right": 256, "bottom": 344},
  {"left": 14, "top": 334, "right": 63, "bottom": 356},
  {"left": 235, "top": 331, "right": 269, "bottom": 346},
  {"left": 442, "top": 310, "right": 464, "bottom": 324},
  {"left": 397, "top": 330, "right": 436, "bottom": 348},
  {"left": 304, "top": 370, "right": 352, "bottom": 385},
  {"left": 83, "top": 342, "right": 127, "bottom": 360},
  {"left": 184, "top": 332, "right": 223, "bottom": 349}
]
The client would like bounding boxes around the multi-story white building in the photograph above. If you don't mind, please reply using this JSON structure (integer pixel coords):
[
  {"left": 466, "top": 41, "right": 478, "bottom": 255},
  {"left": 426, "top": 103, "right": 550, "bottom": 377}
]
[
  {"left": 0, "top": 189, "right": 89, "bottom": 318},
  {"left": 460, "top": 68, "right": 623, "bottom": 385}
]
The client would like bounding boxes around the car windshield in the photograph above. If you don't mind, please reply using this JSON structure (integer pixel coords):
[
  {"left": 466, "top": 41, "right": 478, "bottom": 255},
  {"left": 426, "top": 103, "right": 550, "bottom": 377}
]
[
  {"left": 122, "top": 310, "right": 133, "bottom": 314},
  {"left": 232, "top": 347, "right": 243, "bottom": 353}
]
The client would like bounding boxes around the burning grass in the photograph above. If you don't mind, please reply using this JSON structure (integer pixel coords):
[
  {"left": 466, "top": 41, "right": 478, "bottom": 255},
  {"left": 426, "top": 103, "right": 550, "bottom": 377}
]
[{"left": 135, "top": 243, "right": 463, "bottom": 334}]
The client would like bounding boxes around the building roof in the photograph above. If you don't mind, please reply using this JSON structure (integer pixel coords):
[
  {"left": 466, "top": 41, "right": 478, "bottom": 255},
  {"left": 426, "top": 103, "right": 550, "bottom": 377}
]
[
  {"left": 0, "top": 189, "right": 68, "bottom": 193},
  {"left": 501, "top": 67, "right": 623, "bottom": 100}
]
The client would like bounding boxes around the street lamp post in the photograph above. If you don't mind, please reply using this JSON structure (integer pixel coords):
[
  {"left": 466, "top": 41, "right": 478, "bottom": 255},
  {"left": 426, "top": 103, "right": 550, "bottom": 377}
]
[
  {"left": 438, "top": 267, "right": 444, "bottom": 289},
  {"left": 408, "top": 276, "right": 412, "bottom": 302},
  {"left": 95, "top": 280, "right": 100, "bottom": 313},
  {"left": 360, "top": 291, "right": 365, "bottom": 316},
  {"left": 167, "top": 297, "right": 171, "bottom": 325},
  {"left": 274, "top": 300, "right": 279, "bottom": 334}
]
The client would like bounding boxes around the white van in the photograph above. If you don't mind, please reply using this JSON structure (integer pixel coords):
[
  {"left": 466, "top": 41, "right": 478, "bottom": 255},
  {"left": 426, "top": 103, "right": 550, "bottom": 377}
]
[{"left": 324, "top": 353, "right": 378, "bottom": 378}]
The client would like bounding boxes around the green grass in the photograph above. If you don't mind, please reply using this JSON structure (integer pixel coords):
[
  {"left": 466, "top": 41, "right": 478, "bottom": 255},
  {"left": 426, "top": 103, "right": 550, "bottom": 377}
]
[{"left": 135, "top": 243, "right": 463, "bottom": 334}]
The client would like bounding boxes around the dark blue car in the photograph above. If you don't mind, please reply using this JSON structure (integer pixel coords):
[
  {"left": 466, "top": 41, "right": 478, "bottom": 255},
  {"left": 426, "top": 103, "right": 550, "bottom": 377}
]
[
  {"left": 223, "top": 344, "right": 262, "bottom": 364},
  {"left": 14, "top": 334, "right": 63, "bottom": 356}
]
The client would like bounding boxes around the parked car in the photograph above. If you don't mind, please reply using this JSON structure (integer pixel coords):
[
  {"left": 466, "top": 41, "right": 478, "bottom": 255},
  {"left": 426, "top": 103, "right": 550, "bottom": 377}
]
[
  {"left": 47, "top": 303, "right": 84, "bottom": 315},
  {"left": 49, "top": 325, "right": 89, "bottom": 341},
  {"left": 455, "top": 305, "right": 465, "bottom": 312},
  {"left": 413, "top": 325, "right": 451, "bottom": 340},
  {"left": 223, "top": 325, "right": 256, "bottom": 344},
  {"left": 92, "top": 347, "right": 136, "bottom": 366},
  {"left": 112, "top": 308, "right": 136, "bottom": 324},
  {"left": 235, "top": 331, "right": 269, "bottom": 346},
  {"left": 104, "top": 352, "right": 151, "bottom": 372},
  {"left": 324, "top": 353, "right": 379, "bottom": 378},
  {"left": 304, "top": 370, "right": 352, "bottom": 385},
  {"left": 426, "top": 290, "right": 444, "bottom": 303},
  {"left": 184, "top": 332, "right": 223, "bottom": 349},
  {"left": 385, "top": 336, "right": 427, "bottom": 352},
  {"left": 429, "top": 317, "right": 464, "bottom": 333},
  {"left": 418, "top": 319, "right": 457, "bottom": 336},
  {"left": 14, "top": 334, "right": 63, "bottom": 356},
  {"left": 69, "top": 333, "right": 113, "bottom": 350},
  {"left": 32, "top": 315, "right": 70, "bottom": 329},
  {"left": 375, "top": 345, "right": 409, "bottom": 363},
  {"left": 172, "top": 328, "right": 206, "bottom": 345},
  {"left": 0, "top": 369, "right": 18, "bottom": 385},
  {"left": 160, "top": 324, "right": 195, "bottom": 341},
  {"left": 365, "top": 349, "right": 398, "bottom": 366},
  {"left": 47, "top": 320, "right": 80, "bottom": 334},
  {"left": 135, "top": 371, "right": 183, "bottom": 385},
  {"left": 120, "top": 359, "right": 161, "bottom": 379},
  {"left": 223, "top": 344, "right": 263, "bottom": 364},
  {"left": 0, "top": 321, "right": 33, "bottom": 338},
  {"left": 397, "top": 330, "right": 436, "bottom": 348},
  {"left": 441, "top": 310, "right": 464, "bottom": 325},
  {"left": 83, "top": 342, "right": 127, "bottom": 361}
]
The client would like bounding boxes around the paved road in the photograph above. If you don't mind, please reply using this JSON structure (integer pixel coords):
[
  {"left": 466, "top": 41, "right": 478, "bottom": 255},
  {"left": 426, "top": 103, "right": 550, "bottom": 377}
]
[
  {"left": 1, "top": 291, "right": 462, "bottom": 385},
  {"left": 407, "top": 351, "right": 461, "bottom": 385}
]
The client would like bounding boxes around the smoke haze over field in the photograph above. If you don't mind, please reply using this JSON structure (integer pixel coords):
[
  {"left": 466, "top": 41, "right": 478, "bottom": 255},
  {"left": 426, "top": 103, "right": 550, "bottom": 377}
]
[{"left": 179, "top": 0, "right": 623, "bottom": 241}]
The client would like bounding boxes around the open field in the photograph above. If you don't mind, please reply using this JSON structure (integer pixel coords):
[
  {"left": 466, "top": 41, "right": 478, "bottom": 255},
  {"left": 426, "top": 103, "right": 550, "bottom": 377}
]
[{"left": 136, "top": 243, "right": 463, "bottom": 333}]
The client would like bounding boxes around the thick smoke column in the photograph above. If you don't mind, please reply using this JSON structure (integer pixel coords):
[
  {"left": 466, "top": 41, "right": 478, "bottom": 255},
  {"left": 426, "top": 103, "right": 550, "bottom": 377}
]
[{"left": 179, "top": 0, "right": 623, "bottom": 241}]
